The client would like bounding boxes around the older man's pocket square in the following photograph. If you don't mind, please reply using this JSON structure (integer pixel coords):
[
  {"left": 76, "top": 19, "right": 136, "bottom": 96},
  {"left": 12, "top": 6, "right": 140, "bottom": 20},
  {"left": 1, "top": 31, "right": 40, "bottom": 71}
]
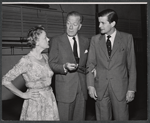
[
  {"left": 84, "top": 50, "right": 88, "bottom": 54},
  {"left": 119, "top": 48, "right": 125, "bottom": 52}
]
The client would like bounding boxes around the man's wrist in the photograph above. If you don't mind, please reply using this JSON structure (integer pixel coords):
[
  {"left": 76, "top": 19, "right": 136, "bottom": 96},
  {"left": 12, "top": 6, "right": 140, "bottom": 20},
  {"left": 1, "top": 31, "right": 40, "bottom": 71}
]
[
  {"left": 88, "top": 86, "right": 94, "bottom": 90},
  {"left": 63, "top": 63, "right": 68, "bottom": 73},
  {"left": 128, "top": 90, "right": 135, "bottom": 93}
]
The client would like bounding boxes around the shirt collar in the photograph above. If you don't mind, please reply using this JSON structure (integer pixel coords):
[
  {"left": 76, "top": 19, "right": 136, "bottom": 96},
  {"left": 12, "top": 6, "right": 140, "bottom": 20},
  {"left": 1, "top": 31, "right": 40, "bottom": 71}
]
[
  {"left": 67, "top": 34, "right": 78, "bottom": 40},
  {"left": 105, "top": 29, "right": 117, "bottom": 39}
]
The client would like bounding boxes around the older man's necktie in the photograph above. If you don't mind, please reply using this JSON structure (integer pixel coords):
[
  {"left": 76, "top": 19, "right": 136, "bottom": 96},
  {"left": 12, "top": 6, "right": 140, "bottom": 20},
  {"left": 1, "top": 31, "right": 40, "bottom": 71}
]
[
  {"left": 106, "top": 35, "right": 112, "bottom": 57},
  {"left": 73, "top": 37, "right": 79, "bottom": 63}
]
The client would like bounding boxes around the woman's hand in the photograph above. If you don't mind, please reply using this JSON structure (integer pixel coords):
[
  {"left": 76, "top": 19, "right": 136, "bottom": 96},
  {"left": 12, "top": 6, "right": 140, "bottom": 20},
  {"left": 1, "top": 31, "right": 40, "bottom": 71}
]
[{"left": 23, "top": 90, "right": 40, "bottom": 101}]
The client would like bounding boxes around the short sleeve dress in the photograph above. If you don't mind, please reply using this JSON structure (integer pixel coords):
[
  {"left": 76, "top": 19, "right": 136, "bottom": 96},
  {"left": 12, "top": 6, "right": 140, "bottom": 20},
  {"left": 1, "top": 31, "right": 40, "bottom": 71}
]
[{"left": 2, "top": 52, "right": 59, "bottom": 121}]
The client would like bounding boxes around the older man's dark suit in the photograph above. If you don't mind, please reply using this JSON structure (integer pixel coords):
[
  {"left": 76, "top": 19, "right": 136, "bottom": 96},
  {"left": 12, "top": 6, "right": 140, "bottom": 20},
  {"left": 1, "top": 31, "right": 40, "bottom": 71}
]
[
  {"left": 49, "top": 33, "right": 90, "bottom": 120},
  {"left": 87, "top": 30, "right": 136, "bottom": 120}
]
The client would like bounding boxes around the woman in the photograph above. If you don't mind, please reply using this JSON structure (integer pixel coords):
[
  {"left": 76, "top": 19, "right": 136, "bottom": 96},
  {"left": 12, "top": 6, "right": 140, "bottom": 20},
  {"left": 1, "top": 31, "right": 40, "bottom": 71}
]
[{"left": 2, "top": 25, "right": 59, "bottom": 121}]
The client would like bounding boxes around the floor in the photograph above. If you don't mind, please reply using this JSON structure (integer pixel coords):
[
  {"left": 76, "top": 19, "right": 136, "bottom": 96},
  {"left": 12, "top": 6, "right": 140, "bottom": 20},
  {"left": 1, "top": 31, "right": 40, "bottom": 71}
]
[{"left": 2, "top": 95, "right": 147, "bottom": 121}]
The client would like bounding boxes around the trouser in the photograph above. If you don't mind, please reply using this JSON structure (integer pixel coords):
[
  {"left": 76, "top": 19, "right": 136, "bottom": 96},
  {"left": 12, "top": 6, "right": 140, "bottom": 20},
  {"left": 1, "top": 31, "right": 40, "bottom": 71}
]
[
  {"left": 95, "top": 83, "right": 129, "bottom": 120},
  {"left": 57, "top": 81, "right": 86, "bottom": 121},
  {"left": 58, "top": 92, "right": 86, "bottom": 121}
]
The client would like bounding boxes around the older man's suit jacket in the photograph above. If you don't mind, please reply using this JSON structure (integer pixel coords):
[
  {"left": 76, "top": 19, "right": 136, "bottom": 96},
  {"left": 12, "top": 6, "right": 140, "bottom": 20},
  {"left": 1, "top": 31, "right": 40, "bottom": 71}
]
[
  {"left": 49, "top": 33, "right": 90, "bottom": 103},
  {"left": 87, "top": 30, "right": 136, "bottom": 101}
]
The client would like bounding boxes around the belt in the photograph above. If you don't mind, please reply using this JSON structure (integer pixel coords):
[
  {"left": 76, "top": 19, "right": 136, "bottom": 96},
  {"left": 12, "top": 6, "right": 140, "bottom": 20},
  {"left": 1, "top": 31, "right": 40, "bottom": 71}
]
[
  {"left": 28, "top": 86, "right": 52, "bottom": 92},
  {"left": 77, "top": 65, "right": 87, "bottom": 74}
]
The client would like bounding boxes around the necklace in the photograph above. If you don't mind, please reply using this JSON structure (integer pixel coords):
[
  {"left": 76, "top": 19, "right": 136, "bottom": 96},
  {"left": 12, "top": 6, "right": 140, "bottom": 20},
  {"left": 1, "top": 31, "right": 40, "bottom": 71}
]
[{"left": 30, "top": 51, "right": 43, "bottom": 60}]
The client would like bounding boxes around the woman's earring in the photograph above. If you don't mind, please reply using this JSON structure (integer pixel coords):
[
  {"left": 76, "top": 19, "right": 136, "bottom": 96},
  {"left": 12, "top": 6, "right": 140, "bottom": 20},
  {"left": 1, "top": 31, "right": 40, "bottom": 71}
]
[{"left": 36, "top": 43, "right": 39, "bottom": 46}]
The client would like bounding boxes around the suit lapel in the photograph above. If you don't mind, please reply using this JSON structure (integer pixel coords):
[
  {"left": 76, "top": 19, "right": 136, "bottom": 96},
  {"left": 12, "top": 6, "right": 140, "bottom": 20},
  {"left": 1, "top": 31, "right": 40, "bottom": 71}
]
[
  {"left": 110, "top": 31, "right": 122, "bottom": 58},
  {"left": 78, "top": 35, "right": 84, "bottom": 64},
  {"left": 61, "top": 33, "right": 76, "bottom": 62},
  {"left": 99, "top": 34, "right": 109, "bottom": 59}
]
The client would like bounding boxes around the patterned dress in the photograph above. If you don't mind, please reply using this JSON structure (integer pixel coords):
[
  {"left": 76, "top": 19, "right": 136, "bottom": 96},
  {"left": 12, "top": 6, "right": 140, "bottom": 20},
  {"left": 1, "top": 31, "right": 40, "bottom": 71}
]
[{"left": 2, "top": 52, "right": 59, "bottom": 121}]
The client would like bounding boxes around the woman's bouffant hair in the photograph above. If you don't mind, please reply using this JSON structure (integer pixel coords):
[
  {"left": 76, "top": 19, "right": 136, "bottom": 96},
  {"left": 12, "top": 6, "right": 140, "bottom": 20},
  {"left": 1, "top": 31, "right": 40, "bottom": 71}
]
[{"left": 27, "top": 25, "right": 45, "bottom": 48}]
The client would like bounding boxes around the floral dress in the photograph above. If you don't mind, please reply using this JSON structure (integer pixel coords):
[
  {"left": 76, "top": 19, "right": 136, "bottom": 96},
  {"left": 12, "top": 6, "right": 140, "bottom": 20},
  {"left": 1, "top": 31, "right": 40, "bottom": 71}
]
[{"left": 2, "top": 52, "right": 59, "bottom": 121}]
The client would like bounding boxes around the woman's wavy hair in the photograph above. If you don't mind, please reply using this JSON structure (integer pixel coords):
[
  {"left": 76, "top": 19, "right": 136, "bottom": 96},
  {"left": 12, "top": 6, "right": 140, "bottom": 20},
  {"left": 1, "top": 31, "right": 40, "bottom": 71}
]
[{"left": 27, "top": 25, "right": 45, "bottom": 48}]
